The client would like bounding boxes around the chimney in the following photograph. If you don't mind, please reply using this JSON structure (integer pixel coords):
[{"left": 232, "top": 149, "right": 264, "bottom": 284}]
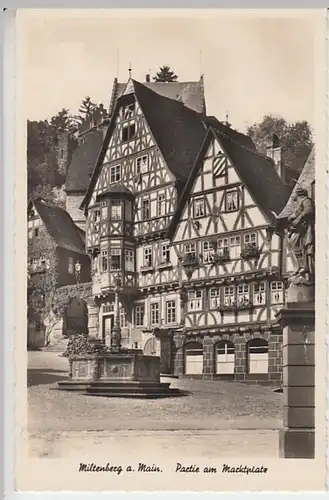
[
  {"left": 145, "top": 73, "right": 150, "bottom": 83},
  {"left": 266, "top": 133, "right": 282, "bottom": 178}
]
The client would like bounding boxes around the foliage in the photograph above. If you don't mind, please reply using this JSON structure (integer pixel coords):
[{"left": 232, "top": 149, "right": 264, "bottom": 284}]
[
  {"left": 62, "top": 334, "right": 109, "bottom": 357},
  {"left": 247, "top": 115, "right": 313, "bottom": 181},
  {"left": 153, "top": 65, "right": 178, "bottom": 82},
  {"left": 78, "top": 96, "right": 97, "bottom": 120}
]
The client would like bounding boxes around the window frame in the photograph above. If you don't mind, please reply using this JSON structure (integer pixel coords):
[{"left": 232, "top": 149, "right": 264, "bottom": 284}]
[
  {"left": 122, "top": 121, "right": 136, "bottom": 143},
  {"left": 110, "top": 248, "right": 121, "bottom": 271},
  {"left": 150, "top": 302, "right": 160, "bottom": 326},
  {"left": 225, "top": 189, "right": 239, "bottom": 213},
  {"left": 109, "top": 164, "right": 121, "bottom": 184},
  {"left": 135, "top": 304, "right": 145, "bottom": 327},
  {"left": 143, "top": 246, "right": 153, "bottom": 268},
  {"left": 110, "top": 200, "right": 122, "bottom": 220},
  {"left": 136, "top": 154, "right": 148, "bottom": 175},
  {"left": 142, "top": 197, "right": 151, "bottom": 220},
  {"left": 193, "top": 197, "right": 205, "bottom": 218},
  {"left": 187, "top": 290, "right": 203, "bottom": 312},
  {"left": 101, "top": 249, "right": 108, "bottom": 272},
  {"left": 161, "top": 243, "right": 170, "bottom": 264},
  {"left": 202, "top": 240, "right": 214, "bottom": 263},
  {"left": 209, "top": 288, "right": 221, "bottom": 309},
  {"left": 166, "top": 300, "right": 176, "bottom": 325},
  {"left": 157, "top": 192, "right": 166, "bottom": 217},
  {"left": 253, "top": 282, "right": 266, "bottom": 305}
]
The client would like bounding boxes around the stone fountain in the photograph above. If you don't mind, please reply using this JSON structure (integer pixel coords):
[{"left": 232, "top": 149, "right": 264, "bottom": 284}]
[{"left": 57, "top": 277, "right": 181, "bottom": 398}]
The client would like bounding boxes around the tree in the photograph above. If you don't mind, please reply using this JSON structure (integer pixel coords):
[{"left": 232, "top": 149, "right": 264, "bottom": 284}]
[
  {"left": 247, "top": 115, "right": 313, "bottom": 183},
  {"left": 50, "top": 108, "right": 74, "bottom": 132},
  {"left": 78, "top": 96, "right": 96, "bottom": 121},
  {"left": 153, "top": 65, "right": 178, "bottom": 83}
]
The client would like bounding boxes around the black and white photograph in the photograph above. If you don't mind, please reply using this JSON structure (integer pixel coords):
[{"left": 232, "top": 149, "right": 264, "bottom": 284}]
[{"left": 14, "top": 8, "right": 327, "bottom": 492}]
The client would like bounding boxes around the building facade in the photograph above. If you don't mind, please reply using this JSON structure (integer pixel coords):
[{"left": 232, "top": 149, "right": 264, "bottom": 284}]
[{"left": 80, "top": 78, "right": 290, "bottom": 385}]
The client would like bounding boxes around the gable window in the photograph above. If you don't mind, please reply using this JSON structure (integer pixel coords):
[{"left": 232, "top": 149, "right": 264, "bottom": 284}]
[
  {"left": 144, "top": 247, "right": 153, "bottom": 267},
  {"left": 122, "top": 122, "right": 136, "bottom": 142},
  {"left": 271, "top": 281, "right": 284, "bottom": 304},
  {"left": 209, "top": 288, "right": 220, "bottom": 309},
  {"left": 125, "top": 249, "right": 134, "bottom": 272},
  {"left": 111, "top": 200, "right": 122, "bottom": 220},
  {"left": 237, "top": 284, "right": 250, "bottom": 305},
  {"left": 187, "top": 290, "right": 203, "bottom": 312},
  {"left": 193, "top": 197, "right": 205, "bottom": 218},
  {"left": 92, "top": 210, "right": 100, "bottom": 232},
  {"left": 150, "top": 303, "right": 160, "bottom": 326},
  {"left": 123, "top": 102, "right": 135, "bottom": 120},
  {"left": 224, "top": 286, "right": 235, "bottom": 306},
  {"left": 68, "top": 257, "right": 74, "bottom": 275},
  {"left": 110, "top": 165, "right": 121, "bottom": 184},
  {"left": 184, "top": 242, "right": 196, "bottom": 259},
  {"left": 244, "top": 232, "right": 257, "bottom": 248},
  {"left": 110, "top": 248, "right": 121, "bottom": 270},
  {"left": 142, "top": 198, "right": 150, "bottom": 220},
  {"left": 225, "top": 189, "right": 239, "bottom": 212},
  {"left": 135, "top": 304, "right": 145, "bottom": 327},
  {"left": 136, "top": 155, "right": 148, "bottom": 175},
  {"left": 101, "top": 249, "right": 108, "bottom": 272},
  {"left": 161, "top": 243, "right": 170, "bottom": 263},
  {"left": 254, "top": 282, "right": 266, "bottom": 305},
  {"left": 157, "top": 193, "right": 166, "bottom": 216},
  {"left": 166, "top": 301, "right": 176, "bottom": 324},
  {"left": 202, "top": 241, "right": 214, "bottom": 263}
]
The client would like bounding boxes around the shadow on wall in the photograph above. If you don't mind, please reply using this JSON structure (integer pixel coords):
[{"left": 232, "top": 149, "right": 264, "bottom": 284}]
[{"left": 27, "top": 369, "right": 68, "bottom": 388}]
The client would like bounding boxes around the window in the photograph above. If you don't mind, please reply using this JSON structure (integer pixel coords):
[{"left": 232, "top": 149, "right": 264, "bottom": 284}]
[
  {"left": 123, "top": 102, "right": 135, "bottom": 120},
  {"left": 135, "top": 304, "right": 145, "bottom": 327},
  {"left": 101, "top": 250, "right": 108, "bottom": 272},
  {"left": 244, "top": 233, "right": 257, "bottom": 247},
  {"left": 237, "top": 284, "right": 250, "bottom": 305},
  {"left": 68, "top": 257, "right": 74, "bottom": 274},
  {"left": 136, "top": 155, "right": 148, "bottom": 174},
  {"left": 120, "top": 309, "right": 128, "bottom": 328},
  {"left": 122, "top": 122, "right": 136, "bottom": 142},
  {"left": 103, "top": 303, "right": 114, "bottom": 313},
  {"left": 218, "top": 238, "right": 229, "bottom": 256},
  {"left": 150, "top": 303, "right": 159, "bottom": 325},
  {"left": 202, "top": 241, "right": 214, "bottom": 263},
  {"left": 110, "top": 248, "right": 121, "bottom": 270},
  {"left": 110, "top": 165, "right": 121, "bottom": 184},
  {"left": 193, "top": 197, "right": 205, "bottom": 218},
  {"left": 225, "top": 189, "right": 239, "bottom": 212},
  {"left": 184, "top": 242, "right": 196, "bottom": 259},
  {"left": 101, "top": 204, "right": 108, "bottom": 220},
  {"left": 125, "top": 249, "right": 134, "bottom": 272},
  {"left": 166, "top": 301, "right": 176, "bottom": 324},
  {"left": 142, "top": 198, "right": 150, "bottom": 220},
  {"left": 144, "top": 247, "right": 153, "bottom": 267},
  {"left": 224, "top": 286, "right": 235, "bottom": 306},
  {"left": 254, "top": 282, "right": 266, "bottom": 305},
  {"left": 209, "top": 288, "right": 220, "bottom": 309},
  {"left": 229, "top": 235, "right": 241, "bottom": 258},
  {"left": 187, "top": 290, "right": 203, "bottom": 312},
  {"left": 28, "top": 227, "right": 33, "bottom": 239},
  {"left": 161, "top": 243, "right": 170, "bottom": 263},
  {"left": 111, "top": 200, "right": 122, "bottom": 220},
  {"left": 34, "top": 228, "right": 39, "bottom": 237},
  {"left": 247, "top": 339, "right": 269, "bottom": 374},
  {"left": 157, "top": 193, "right": 166, "bottom": 216},
  {"left": 271, "top": 281, "right": 284, "bottom": 304},
  {"left": 92, "top": 210, "right": 100, "bottom": 232}
]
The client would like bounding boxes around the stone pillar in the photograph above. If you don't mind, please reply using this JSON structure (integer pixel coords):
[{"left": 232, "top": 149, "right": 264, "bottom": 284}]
[
  {"left": 276, "top": 284, "right": 315, "bottom": 458},
  {"left": 203, "top": 337, "right": 214, "bottom": 379},
  {"left": 111, "top": 280, "right": 122, "bottom": 353},
  {"left": 86, "top": 298, "right": 99, "bottom": 339},
  {"left": 234, "top": 336, "right": 246, "bottom": 382},
  {"left": 173, "top": 330, "right": 184, "bottom": 377}
]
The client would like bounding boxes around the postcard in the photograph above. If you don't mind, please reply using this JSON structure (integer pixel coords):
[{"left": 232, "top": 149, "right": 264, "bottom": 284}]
[{"left": 12, "top": 7, "right": 327, "bottom": 492}]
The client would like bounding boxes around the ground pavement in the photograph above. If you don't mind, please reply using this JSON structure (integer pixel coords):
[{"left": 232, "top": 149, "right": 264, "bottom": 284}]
[{"left": 27, "top": 351, "right": 283, "bottom": 459}]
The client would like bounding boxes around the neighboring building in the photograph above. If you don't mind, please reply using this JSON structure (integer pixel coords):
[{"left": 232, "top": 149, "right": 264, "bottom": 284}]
[
  {"left": 27, "top": 198, "right": 91, "bottom": 347},
  {"left": 80, "top": 78, "right": 290, "bottom": 385},
  {"left": 64, "top": 75, "right": 206, "bottom": 231}
]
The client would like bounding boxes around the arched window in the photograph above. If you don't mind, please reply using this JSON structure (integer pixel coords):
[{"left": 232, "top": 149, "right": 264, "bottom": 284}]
[
  {"left": 143, "top": 336, "right": 160, "bottom": 357},
  {"left": 247, "top": 338, "right": 268, "bottom": 374},
  {"left": 215, "top": 340, "right": 235, "bottom": 374},
  {"left": 185, "top": 341, "right": 203, "bottom": 375}
]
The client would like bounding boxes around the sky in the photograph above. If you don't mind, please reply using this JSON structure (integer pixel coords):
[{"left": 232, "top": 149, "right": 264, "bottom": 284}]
[{"left": 17, "top": 9, "right": 317, "bottom": 133}]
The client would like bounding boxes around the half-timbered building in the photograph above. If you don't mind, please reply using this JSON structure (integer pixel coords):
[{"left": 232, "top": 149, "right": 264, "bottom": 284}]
[{"left": 79, "top": 77, "right": 290, "bottom": 385}]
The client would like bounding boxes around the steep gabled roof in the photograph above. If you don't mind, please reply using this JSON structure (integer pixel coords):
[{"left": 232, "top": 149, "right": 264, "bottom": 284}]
[
  {"left": 169, "top": 122, "right": 290, "bottom": 238},
  {"left": 110, "top": 76, "right": 206, "bottom": 115},
  {"left": 81, "top": 79, "right": 207, "bottom": 209},
  {"left": 278, "top": 145, "right": 315, "bottom": 220},
  {"left": 65, "top": 129, "right": 104, "bottom": 193},
  {"left": 213, "top": 126, "right": 290, "bottom": 218},
  {"left": 31, "top": 199, "right": 86, "bottom": 255}
]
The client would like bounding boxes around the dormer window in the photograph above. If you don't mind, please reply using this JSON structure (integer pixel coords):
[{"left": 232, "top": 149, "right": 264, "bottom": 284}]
[
  {"left": 110, "top": 165, "right": 121, "bottom": 184},
  {"left": 122, "top": 121, "right": 136, "bottom": 143},
  {"left": 111, "top": 200, "right": 122, "bottom": 220},
  {"left": 136, "top": 155, "right": 148, "bottom": 175}
]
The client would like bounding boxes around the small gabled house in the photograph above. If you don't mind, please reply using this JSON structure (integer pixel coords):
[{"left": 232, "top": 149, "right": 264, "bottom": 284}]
[{"left": 27, "top": 198, "right": 91, "bottom": 347}]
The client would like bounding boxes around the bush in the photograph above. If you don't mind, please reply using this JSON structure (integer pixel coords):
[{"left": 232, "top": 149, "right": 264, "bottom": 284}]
[{"left": 62, "top": 334, "right": 110, "bottom": 357}]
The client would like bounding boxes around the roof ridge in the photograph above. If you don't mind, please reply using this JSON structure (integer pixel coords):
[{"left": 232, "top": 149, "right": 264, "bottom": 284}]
[{"left": 215, "top": 127, "right": 274, "bottom": 163}]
